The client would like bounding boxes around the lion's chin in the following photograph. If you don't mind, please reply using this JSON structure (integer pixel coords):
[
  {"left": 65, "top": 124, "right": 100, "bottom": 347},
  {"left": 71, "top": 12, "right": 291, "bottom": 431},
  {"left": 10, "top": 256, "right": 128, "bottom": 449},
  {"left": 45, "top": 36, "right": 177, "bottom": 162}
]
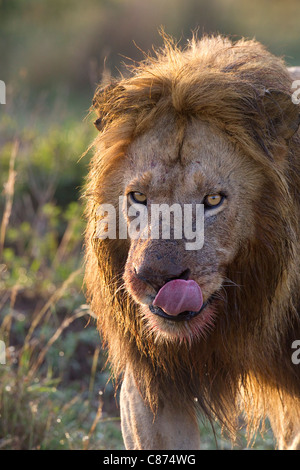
[{"left": 140, "top": 303, "right": 217, "bottom": 345}]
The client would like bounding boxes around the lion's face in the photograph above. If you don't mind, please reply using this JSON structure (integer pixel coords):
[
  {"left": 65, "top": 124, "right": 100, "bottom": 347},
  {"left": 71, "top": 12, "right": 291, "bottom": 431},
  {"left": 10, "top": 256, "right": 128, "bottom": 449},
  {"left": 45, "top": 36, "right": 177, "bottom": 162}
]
[{"left": 121, "top": 117, "right": 263, "bottom": 342}]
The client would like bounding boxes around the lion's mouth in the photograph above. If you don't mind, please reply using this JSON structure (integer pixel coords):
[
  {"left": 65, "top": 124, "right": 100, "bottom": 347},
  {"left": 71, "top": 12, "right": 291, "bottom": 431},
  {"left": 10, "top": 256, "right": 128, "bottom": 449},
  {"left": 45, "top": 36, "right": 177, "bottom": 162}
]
[
  {"left": 147, "top": 278, "right": 215, "bottom": 322},
  {"left": 149, "top": 297, "right": 213, "bottom": 322}
]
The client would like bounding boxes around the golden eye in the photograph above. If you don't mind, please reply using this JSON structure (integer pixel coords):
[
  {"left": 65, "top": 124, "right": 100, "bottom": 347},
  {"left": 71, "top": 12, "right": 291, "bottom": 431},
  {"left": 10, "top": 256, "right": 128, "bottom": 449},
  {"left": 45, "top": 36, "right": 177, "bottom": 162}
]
[
  {"left": 204, "top": 194, "right": 224, "bottom": 208},
  {"left": 129, "top": 191, "right": 147, "bottom": 205}
]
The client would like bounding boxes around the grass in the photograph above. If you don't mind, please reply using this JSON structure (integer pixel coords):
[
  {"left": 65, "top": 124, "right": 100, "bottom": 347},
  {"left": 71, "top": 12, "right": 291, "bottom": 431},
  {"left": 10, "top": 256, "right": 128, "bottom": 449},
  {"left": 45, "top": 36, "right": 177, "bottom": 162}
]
[{"left": 0, "top": 106, "right": 124, "bottom": 450}]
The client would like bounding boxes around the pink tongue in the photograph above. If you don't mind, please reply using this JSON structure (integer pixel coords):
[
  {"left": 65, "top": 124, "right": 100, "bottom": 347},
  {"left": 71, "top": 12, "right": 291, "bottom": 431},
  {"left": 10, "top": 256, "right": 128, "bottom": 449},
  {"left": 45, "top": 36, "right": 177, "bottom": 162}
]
[{"left": 153, "top": 279, "right": 203, "bottom": 317}]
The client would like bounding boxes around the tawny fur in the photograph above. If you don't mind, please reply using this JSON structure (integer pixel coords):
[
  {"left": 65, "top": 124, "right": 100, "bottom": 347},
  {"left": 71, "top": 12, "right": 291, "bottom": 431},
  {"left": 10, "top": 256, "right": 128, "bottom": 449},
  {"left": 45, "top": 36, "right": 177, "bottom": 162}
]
[{"left": 84, "top": 34, "right": 300, "bottom": 448}]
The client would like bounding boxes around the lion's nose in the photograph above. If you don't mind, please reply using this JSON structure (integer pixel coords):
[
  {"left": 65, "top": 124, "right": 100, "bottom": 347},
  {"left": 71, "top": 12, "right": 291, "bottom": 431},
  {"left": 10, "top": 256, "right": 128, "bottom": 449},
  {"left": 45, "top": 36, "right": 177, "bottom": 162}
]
[{"left": 134, "top": 266, "right": 190, "bottom": 292}]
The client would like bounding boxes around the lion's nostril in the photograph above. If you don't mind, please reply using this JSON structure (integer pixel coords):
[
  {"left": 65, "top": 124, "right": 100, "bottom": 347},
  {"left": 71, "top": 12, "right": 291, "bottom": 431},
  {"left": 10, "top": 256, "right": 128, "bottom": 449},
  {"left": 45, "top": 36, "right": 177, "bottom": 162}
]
[
  {"left": 133, "top": 266, "right": 161, "bottom": 291},
  {"left": 178, "top": 269, "right": 190, "bottom": 281},
  {"left": 165, "top": 269, "right": 190, "bottom": 284}
]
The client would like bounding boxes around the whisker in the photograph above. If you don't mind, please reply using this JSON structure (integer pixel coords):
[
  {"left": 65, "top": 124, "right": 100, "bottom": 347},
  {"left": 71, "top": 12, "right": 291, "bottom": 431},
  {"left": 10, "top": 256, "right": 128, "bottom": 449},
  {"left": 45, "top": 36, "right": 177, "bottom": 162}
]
[
  {"left": 105, "top": 272, "right": 124, "bottom": 288},
  {"left": 222, "top": 276, "right": 243, "bottom": 289}
]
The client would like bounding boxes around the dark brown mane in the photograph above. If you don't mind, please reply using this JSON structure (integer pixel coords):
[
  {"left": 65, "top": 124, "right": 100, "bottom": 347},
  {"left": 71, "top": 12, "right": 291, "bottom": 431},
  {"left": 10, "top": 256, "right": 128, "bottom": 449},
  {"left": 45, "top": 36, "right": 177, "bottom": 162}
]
[{"left": 84, "top": 34, "right": 300, "bottom": 441}]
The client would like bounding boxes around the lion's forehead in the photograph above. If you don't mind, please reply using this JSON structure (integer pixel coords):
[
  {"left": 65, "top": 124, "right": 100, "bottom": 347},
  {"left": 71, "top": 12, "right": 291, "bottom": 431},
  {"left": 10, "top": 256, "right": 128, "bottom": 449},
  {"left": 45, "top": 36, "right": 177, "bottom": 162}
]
[{"left": 125, "top": 118, "right": 258, "bottom": 199}]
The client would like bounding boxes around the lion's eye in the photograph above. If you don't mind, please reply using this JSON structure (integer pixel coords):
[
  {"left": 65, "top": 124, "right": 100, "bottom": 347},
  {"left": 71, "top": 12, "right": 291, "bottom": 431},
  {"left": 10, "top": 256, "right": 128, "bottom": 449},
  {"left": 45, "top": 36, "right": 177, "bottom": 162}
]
[
  {"left": 129, "top": 191, "right": 147, "bottom": 205},
  {"left": 203, "top": 194, "right": 224, "bottom": 209}
]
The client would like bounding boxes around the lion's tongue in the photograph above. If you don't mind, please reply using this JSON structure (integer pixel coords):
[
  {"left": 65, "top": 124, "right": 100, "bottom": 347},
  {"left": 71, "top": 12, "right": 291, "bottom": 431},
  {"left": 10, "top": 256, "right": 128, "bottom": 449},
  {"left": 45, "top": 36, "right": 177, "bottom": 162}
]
[{"left": 153, "top": 279, "right": 203, "bottom": 316}]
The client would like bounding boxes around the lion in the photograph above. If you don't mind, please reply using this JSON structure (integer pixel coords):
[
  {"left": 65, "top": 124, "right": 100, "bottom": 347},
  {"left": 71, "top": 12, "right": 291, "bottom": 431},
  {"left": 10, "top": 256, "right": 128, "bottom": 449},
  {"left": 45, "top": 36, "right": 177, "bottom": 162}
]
[{"left": 84, "top": 34, "right": 300, "bottom": 450}]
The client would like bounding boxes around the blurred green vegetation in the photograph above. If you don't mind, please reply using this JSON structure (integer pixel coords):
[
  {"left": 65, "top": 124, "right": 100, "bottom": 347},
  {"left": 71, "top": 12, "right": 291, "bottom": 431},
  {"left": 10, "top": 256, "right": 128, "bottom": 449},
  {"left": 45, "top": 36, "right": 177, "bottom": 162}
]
[
  {"left": 0, "top": 111, "right": 124, "bottom": 449},
  {"left": 1, "top": 0, "right": 300, "bottom": 109},
  {"left": 1, "top": 0, "right": 297, "bottom": 450}
]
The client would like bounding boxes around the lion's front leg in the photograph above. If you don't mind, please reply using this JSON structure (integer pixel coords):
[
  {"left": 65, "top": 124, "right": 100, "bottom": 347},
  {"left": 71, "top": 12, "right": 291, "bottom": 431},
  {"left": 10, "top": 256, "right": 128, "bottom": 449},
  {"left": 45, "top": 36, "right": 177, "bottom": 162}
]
[
  {"left": 268, "top": 396, "right": 300, "bottom": 450},
  {"left": 120, "top": 367, "right": 201, "bottom": 450}
]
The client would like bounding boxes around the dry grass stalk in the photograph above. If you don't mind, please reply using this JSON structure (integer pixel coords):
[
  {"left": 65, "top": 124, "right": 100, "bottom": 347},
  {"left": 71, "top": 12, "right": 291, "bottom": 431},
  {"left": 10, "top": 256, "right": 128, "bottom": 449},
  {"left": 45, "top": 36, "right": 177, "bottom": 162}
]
[
  {"left": 27, "top": 308, "right": 88, "bottom": 381},
  {"left": 0, "top": 140, "right": 19, "bottom": 261},
  {"left": 24, "top": 267, "right": 82, "bottom": 347}
]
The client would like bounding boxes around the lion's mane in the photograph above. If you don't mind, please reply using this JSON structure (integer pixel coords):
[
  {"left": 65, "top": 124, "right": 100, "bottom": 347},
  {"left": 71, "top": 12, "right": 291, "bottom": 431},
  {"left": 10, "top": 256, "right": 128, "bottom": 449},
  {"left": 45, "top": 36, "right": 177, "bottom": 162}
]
[{"left": 84, "top": 34, "right": 300, "bottom": 440}]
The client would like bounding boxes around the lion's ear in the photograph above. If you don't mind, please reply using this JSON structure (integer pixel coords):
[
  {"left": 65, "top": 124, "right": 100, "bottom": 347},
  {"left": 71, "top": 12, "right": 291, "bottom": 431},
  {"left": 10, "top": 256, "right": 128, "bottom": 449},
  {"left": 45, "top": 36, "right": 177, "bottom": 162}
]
[
  {"left": 92, "top": 81, "right": 122, "bottom": 131},
  {"left": 262, "top": 90, "right": 300, "bottom": 140}
]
